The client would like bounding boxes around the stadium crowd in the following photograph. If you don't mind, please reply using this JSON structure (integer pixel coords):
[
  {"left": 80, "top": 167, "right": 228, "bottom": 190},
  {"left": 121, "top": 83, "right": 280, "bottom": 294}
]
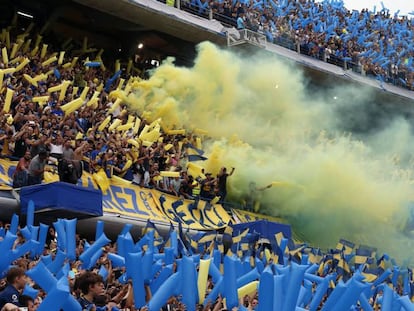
[
  {"left": 0, "top": 215, "right": 407, "bottom": 311},
  {"left": 0, "top": 5, "right": 413, "bottom": 311},
  {"left": 0, "top": 23, "right": 236, "bottom": 206},
  {"left": 0, "top": 221, "right": 265, "bottom": 311},
  {"left": 183, "top": 0, "right": 414, "bottom": 90}
]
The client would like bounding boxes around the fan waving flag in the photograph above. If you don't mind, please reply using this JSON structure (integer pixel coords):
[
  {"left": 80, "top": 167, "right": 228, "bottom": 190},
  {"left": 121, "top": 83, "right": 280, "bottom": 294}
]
[
  {"left": 185, "top": 143, "right": 208, "bottom": 161},
  {"left": 188, "top": 154, "right": 208, "bottom": 162}
]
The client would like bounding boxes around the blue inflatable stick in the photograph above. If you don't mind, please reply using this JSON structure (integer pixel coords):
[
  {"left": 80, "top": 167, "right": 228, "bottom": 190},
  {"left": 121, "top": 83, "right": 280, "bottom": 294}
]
[
  {"left": 20, "top": 226, "right": 31, "bottom": 240},
  {"left": 282, "top": 263, "right": 308, "bottom": 311},
  {"left": 334, "top": 278, "right": 369, "bottom": 311},
  {"left": 84, "top": 61, "right": 101, "bottom": 68},
  {"left": 142, "top": 249, "right": 154, "bottom": 283},
  {"left": 126, "top": 252, "right": 146, "bottom": 308},
  {"left": 54, "top": 68, "right": 61, "bottom": 79},
  {"left": 98, "top": 265, "right": 108, "bottom": 281},
  {"left": 37, "top": 276, "right": 71, "bottom": 311},
  {"left": 237, "top": 267, "right": 260, "bottom": 288},
  {"left": 10, "top": 240, "right": 33, "bottom": 261},
  {"left": 309, "top": 275, "right": 331, "bottom": 311},
  {"left": 181, "top": 256, "right": 197, "bottom": 309},
  {"left": 258, "top": 266, "right": 274, "bottom": 311},
  {"left": 204, "top": 277, "right": 223, "bottom": 305},
  {"left": 36, "top": 224, "right": 49, "bottom": 256},
  {"left": 107, "top": 253, "right": 125, "bottom": 268},
  {"left": 398, "top": 295, "right": 414, "bottom": 311},
  {"left": 273, "top": 275, "right": 284, "bottom": 311},
  {"left": 105, "top": 70, "right": 122, "bottom": 92},
  {"left": 148, "top": 272, "right": 181, "bottom": 311},
  {"left": 150, "top": 264, "right": 173, "bottom": 294},
  {"left": 27, "top": 261, "right": 57, "bottom": 292},
  {"left": 223, "top": 256, "right": 238, "bottom": 309},
  {"left": 86, "top": 248, "right": 103, "bottom": 270},
  {"left": 358, "top": 293, "right": 374, "bottom": 311},
  {"left": 95, "top": 220, "right": 104, "bottom": 241},
  {"left": 10, "top": 214, "right": 19, "bottom": 234},
  {"left": 164, "top": 247, "right": 175, "bottom": 265},
  {"left": 64, "top": 219, "right": 77, "bottom": 260},
  {"left": 79, "top": 233, "right": 110, "bottom": 267},
  {"left": 53, "top": 219, "right": 66, "bottom": 252},
  {"left": 23, "top": 284, "right": 39, "bottom": 299},
  {"left": 47, "top": 250, "right": 67, "bottom": 275},
  {"left": 41, "top": 254, "right": 52, "bottom": 265},
  {"left": 27, "top": 200, "right": 35, "bottom": 228}
]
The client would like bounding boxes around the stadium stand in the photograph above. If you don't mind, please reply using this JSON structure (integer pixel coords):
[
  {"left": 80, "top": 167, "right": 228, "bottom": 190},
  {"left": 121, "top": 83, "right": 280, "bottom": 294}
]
[
  {"left": 0, "top": 2, "right": 412, "bottom": 311},
  {"left": 169, "top": 0, "right": 414, "bottom": 91}
]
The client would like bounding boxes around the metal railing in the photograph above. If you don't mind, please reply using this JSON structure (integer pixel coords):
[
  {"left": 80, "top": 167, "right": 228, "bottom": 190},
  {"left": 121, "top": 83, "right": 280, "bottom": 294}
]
[
  {"left": 155, "top": 0, "right": 414, "bottom": 92},
  {"left": 226, "top": 29, "right": 267, "bottom": 48}
]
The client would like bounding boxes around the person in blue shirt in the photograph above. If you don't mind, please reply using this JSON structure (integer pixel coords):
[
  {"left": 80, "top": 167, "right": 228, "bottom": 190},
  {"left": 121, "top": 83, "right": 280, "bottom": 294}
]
[
  {"left": 0, "top": 267, "right": 27, "bottom": 309},
  {"left": 237, "top": 13, "right": 245, "bottom": 30},
  {"left": 77, "top": 272, "right": 105, "bottom": 310}
]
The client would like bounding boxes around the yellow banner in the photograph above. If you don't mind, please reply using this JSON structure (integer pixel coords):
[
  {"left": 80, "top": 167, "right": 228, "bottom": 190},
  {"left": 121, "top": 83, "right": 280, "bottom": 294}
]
[
  {"left": 0, "top": 159, "right": 14, "bottom": 189},
  {"left": 0, "top": 159, "right": 230, "bottom": 230},
  {"left": 231, "top": 208, "right": 286, "bottom": 224},
  {"left": 101, "top": 176, "right": 169, "bottom": 223}
]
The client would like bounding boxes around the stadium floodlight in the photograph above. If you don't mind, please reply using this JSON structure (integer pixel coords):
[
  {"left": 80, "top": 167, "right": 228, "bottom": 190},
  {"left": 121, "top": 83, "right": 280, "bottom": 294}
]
[
  {"left": 17, "top": 11, "right": 34, "bottom": 19},
  {"left": 138, "top": 43, "right": 144, "bottom": 49}
]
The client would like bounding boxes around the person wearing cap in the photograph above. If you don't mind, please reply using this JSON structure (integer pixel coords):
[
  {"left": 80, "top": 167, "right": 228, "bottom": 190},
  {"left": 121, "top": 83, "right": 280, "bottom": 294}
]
[{"left": 27, "top": 149, "right": 48, "bottom": 186}]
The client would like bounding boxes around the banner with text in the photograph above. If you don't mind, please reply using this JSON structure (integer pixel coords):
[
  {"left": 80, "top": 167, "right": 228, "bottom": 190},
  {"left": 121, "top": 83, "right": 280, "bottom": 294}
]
[{"left": 0, "top": 159, "right": 231, "bottom": 230}]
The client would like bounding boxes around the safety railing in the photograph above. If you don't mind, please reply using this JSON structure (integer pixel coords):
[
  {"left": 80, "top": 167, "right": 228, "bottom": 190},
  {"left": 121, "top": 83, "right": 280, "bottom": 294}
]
[
  {"left": 226, "top": 29, "right": 267, "bottom": 48},
  {"left": 155, "top": 0, "right": 414, "bottom": 92}
]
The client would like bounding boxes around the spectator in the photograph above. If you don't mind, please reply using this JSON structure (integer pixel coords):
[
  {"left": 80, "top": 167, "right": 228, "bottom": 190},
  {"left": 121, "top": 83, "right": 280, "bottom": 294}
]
[
  {"left": 0, "top": 267, "right": 27, "bottom": 309},
  {"left": 245, "top": 181, "right": 272, "bottom": 212},
  {"left": 62, "top": 138, "right": 75, "bottom": 160},
  {"left": 48, "top": 133, "right": 64, "bottom": 161},
  {"left": 12, "top": 124, "right": 30, "bottom": 160},
  {"left": 73, "top": 140, "right": 90, "bottom": 161},
  {"left": 12, "top": 151, "right": 31, "bottom": 188},
  {"left": 76, "top": 272, "right": 105, "bottom": 310},
  {"left": 200, "top": 173, "right": 217, "bottom": 200},
  {"left": 27, "top": 149, "right": 48, "bottom": 186},
  {"left": 217, "top": 166, "right": 235, "bottom": 204},
  {"left": 58, "top": 158, "right": 83, "bottom": 184},
  {"left": 237, "top": 12, "right": 245, "bottom": 30},
  {"left": 18, "top": 295, "right": 36, "bottom": 311}
]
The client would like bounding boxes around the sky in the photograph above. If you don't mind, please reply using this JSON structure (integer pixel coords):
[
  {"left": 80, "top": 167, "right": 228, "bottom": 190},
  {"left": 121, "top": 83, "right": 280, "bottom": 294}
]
[{"left": 342, "top": 0, "right": 413, "bottom": 16}]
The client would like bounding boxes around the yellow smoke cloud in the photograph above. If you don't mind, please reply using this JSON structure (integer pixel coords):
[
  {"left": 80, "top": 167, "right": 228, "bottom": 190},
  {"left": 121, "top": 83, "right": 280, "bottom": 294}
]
[{"left": 123, "top": 41, "right": 414, "bottom": 263}]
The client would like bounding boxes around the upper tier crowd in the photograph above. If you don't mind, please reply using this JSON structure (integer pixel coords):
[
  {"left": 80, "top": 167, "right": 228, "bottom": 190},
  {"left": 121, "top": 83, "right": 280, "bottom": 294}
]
[{"left": 183, "top": 0, "right": 414, "bottom": 90}]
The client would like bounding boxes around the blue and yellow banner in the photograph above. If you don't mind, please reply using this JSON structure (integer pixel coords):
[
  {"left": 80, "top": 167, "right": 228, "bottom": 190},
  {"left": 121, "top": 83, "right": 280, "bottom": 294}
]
[
  {"left": 0, "top": 159, "right": 231, "bottom": 230},
  {"left": 231, "top": 208, "right": 285, "bottom": 224}
]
